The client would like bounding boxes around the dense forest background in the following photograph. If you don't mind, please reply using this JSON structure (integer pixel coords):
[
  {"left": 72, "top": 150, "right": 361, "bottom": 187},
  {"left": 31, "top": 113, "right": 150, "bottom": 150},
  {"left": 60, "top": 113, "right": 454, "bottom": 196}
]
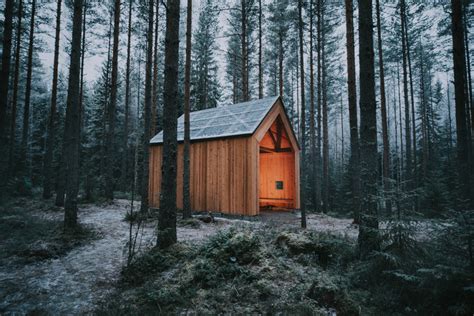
[
  {"left": 1, "top": 0, "right": 474, "bottom": 314},
  {"left": 0, "top": 0, "right": 472, "bottom": 216}
]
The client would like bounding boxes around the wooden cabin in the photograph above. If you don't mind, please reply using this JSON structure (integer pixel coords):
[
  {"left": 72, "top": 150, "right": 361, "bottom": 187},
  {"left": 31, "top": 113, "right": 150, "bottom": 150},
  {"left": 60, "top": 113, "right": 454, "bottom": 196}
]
[{"left": 148, "top": 96, "right": 300, "bottom": 216}]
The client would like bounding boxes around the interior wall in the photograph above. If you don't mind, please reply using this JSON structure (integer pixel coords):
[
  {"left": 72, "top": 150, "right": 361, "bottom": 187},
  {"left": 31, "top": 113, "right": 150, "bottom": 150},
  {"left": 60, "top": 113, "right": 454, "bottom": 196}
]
[{"left": 259, "top": 152, "right": 296, "bottom": 208}]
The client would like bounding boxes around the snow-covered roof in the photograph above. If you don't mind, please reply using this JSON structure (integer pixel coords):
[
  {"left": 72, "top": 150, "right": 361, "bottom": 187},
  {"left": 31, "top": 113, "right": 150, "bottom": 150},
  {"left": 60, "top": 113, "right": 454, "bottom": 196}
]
[{"left": 150, "top": 96, "right": 280, "bottom": 144}]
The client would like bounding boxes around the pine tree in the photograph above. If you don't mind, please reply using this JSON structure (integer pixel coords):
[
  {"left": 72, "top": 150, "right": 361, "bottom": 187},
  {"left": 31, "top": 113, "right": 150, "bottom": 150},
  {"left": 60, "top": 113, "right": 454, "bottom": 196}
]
[
  {"left": 358, "top": 0, "right": 379, "bottom": 257},
  {"left": 158, "top": 0, "right": 180, "bottom": 248},
  {"left": 8, "top": 0, "right": 24, "bottom": 174},
  {"left": 20, "top": 0, "right": 37, "bottom": 170},
  {"left": 344, "top": 0, "right": 360, "bottom": 222},
  {"left": 298, "top": 0, "right": 306, "bottom": 228},
  {"left": 0, "top": 0, "right": 14, "bottom": 141},
  {"left": 451, "top": 0, "right": 473, "bottom": 208},
  {"left": 376, "top": 0, "right": 390, "bottom": 211},
  {"left": 140, "top": 0, "right": 154, "bottom": 213},
  {"left": 121, "top": 0, "right": 133, "bottom": 191},
  {"left": 183, "top": 0, "right": 192, "bottom": 219},
  {"left": 191, "top": 0, "right": 220, "bottom": 109},
  {"left": 43, "top": 0, "right": 63, "bottom": 199},
  {"left": 63, "top": 0, "right": 84, "bottom": 231},
  {"left": 104, "top": 0, "right": 121, "bottom": 200}
]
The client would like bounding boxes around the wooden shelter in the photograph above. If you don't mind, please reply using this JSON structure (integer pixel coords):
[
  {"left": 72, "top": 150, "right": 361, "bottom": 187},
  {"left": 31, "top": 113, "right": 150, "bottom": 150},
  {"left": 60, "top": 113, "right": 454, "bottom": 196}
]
[{"left": 149, "top": 96, "right": 300, "bottom": 216}]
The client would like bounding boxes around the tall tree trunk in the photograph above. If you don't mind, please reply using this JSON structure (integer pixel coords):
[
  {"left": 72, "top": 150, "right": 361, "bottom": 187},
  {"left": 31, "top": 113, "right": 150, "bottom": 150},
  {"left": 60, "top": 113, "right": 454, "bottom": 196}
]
[
  {"left": 419, "top": 44, "right": 428, "bottom": 180},
  {"left": 278, "top": 32, "right": 283, "bottom": 97},
  {"left": 340, "top": 95, "right": 344, "bottom": 170},
  {"left": 315, "top": 0, "right": 322, "bottom": 212},
  {"left": 451, "top": 0, "right": 472, "bottom": 207},
  {"left": 183, "top": 0, "right": 192, "bottom": 219},
  {"left": 63, "top": 0, "right": 84, "bottom": 231},
  {"left": 404, "top": 9, "right": 418, "bottom": 198},
  {"left": 447, "top": 74, "right": 454, "bottom": 163},
  {"left": 121, "top": 0, "right": 133, "bottom": 191},
  {"left": 151, "top": 0, "right": 159, "bottom": 135},
  {"left": 393, "top": 77, "right": 400, "bottom": 186},
  {"left": 20, "top": 0, "right": 37, "bottom": 169},
  {"left": 358, "top": 0, "right": 379, "bottom": 257},
  {"left": 258, "top": 0, "right": 263, "bottom": 99},
  {"left": 397, "top": 62, "right": 404, "bottom": 183},
  {"left": 43, "top": 0, "right": 63, "bottom": 199},
  {"left": 309, "top": 0, "right": 317, "bottom": 210},
  {"left": 298, "top": 0, "right": 306, "bottom": 228},
  {"left": 463, "top": 4, "right": 474, "bottom": 137},
  {"left": 376, "top": 0, "right": 390, "bottom": 211},
  {"left": 400, "top": 0, "right": 412, "bottom": 187},
  {"left": 141, "top": 0, "right": 154, "bottom": 213},
  {"left": 79, "top": 1, "right": 87, "bottom": 131},
  {"left": 241, "top": 0, "right": 249, "bottom": 102},
  {"left": 157, "top": 0, "right": 180, "bottom": 248},
  {"left": 344, "top": 0, "right": 360, "bottom": 222},
  {"left": 105, "top": 0, "right": 121, "bottom": 200},
  {"left": 8, "top": 0, "right": 23, "bottom": 174},
  {"left": 0, "top": 0, "right": 14, "bottom": 139},
  {"left": 322, "top": 6, "right": 329, "bottom": 214},
  {"left": 100, "top": 15, "right": 113, "bottom": 193}
]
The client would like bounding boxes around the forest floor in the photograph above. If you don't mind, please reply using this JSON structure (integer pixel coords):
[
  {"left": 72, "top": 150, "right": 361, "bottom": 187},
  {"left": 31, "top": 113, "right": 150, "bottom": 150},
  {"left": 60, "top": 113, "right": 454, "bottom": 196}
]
[
  {"left": 0, "top": 197, "right": 455, "bottom": 315},
  {"left": 0, "top": 198, "right": 357, "bottom": 315}
]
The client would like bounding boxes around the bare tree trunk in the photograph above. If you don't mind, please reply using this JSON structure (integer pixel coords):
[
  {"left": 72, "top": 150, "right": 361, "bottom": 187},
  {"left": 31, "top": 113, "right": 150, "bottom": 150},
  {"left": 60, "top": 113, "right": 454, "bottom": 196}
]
[
  {"left": 121, "top": 0, "right": 133, "bottom": 191},
  {"left": 419, "top": 44, "right": 428, "bottom": 180},
  {"left": 340, "top": 95, "right": 344, "bottom": 170},
  {"left": 376, "top": 0, "right": 390, "bottom": 211},
  {"left": 404, "top": 9, "right": 418, "bottom": 199},
  {"left": 105, "top": 0, "right": 121, "bottom": 200},
  {"left": 309, "top": 0, "right": 317, "bottom": 210},
  {"left": 400, "top": 0, "right": 412, "bottom": 187},
  {"left": 358, "top": 0, "right": 379, "bottom": 257},
  {"left": 101, "top": 15, "right": 112, "bottom": 194},
  {"left": 451, "top": 0, "right": 472, "bottom": 208},
  {"left": 397, "top": 62, "right": 404, "bottom": 184},
  {"left": 322, "top": 7, "right": 329, "bottom": 214},
  {"left": 157, "top": 0, "right": 180, "bottom": 248},
  {"left": 79, "top": 1, "right": 87, "bottom": 131},
  {"left": 463, "top": 4, "right": 474, "bottom": 138},
  {"left": 20, "top": 0, "right": 37, "bottom": 170},
  {"left": 298, "top": 0, "right": 306, "bottom": 228},
  {"left": 278, "top": 32, "right": 283, "bottom": 97},
  {"left": 315, "top": 0, "right": 322, "bottom": 212},
  {"left": 0, "top": 0, "right": 14, "bottom": 139},
  {"left": 63, "top": 0, "right": 84, "bottom": 231},
  {"left": 8, "top": 0, "right": 23, "bottom": 174},
  {"left": 183, "top": 0, "right": 192, "bottom": 219},
  {"left": 241, "top": 0, "right": 249, "bottom": 102},
  {"left": 151, "top": 0, "right": 159, "bottom": 135},
  {"left": 397, "top": 62, "right": 404, "bottom": 183},
  {"left": 447, "top": 74, "right": 454, "bottom": 163},
  {"left": 140, "top": 0, "right": 154, "bottom": 213},
  {"left": 258, "top": 0, "right": 263, "bottom": 99},
  {"left": 43, "top": 0, "right": 63, "bottom": 199}
]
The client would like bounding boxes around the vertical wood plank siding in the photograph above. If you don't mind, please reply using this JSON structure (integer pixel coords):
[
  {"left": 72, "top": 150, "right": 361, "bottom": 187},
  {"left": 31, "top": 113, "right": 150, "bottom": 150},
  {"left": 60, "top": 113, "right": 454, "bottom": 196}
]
[{"left": 149, "top": 137, "right": 259, "bottom": 215}]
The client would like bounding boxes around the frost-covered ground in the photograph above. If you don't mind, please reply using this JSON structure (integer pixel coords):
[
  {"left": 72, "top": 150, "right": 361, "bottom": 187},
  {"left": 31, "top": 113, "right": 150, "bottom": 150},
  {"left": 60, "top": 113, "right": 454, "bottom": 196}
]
[
  {"left": 0, "top": 199, "right": 226, "bottom": 314},
  {"left": 0, "top": 200, "right": 356, "bottom": 315}
]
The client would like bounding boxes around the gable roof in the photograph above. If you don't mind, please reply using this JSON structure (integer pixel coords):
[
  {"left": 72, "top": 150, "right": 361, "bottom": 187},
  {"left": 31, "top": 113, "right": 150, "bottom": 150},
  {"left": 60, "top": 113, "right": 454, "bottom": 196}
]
[{"left": 150, "top": 95, "right": 282, "bottom": 144}]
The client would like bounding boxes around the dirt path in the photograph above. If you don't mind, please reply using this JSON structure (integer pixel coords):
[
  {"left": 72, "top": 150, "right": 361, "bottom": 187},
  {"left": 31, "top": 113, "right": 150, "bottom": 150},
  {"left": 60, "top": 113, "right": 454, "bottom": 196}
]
[
  {"left": 0, "top": 200, "right": 358, "bottom": 315},
  {"left": 0, "top": 200, "right": 223, "bottom": 315}
]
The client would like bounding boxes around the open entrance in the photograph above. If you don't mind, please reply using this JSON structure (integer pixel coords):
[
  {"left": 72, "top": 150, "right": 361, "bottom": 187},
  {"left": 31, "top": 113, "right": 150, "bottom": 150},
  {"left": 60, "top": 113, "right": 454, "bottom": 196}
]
[{"left": 259, "top": 115, "right": 296, "bottom": 210}]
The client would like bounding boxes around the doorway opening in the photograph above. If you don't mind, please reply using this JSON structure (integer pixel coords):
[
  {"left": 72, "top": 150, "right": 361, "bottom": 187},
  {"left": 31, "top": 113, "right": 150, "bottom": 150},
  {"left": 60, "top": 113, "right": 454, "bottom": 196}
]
[{"left": 258, "top": 116, "right": 296, "bottom": 210}]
